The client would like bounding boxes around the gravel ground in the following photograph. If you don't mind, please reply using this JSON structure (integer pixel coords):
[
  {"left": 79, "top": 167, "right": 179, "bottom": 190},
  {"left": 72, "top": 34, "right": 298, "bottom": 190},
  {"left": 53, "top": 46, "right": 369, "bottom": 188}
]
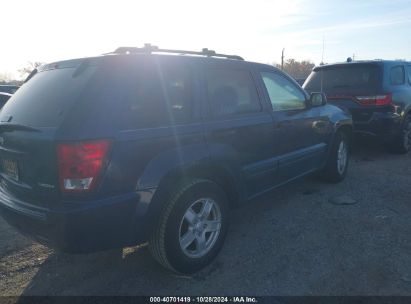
[{"left": 0, "top": 139, "right": 411, "bottom": 296}]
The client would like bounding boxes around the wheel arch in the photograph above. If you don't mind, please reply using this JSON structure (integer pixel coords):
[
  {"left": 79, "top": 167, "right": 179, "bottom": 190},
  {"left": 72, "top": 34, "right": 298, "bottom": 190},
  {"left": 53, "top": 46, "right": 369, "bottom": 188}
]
[
  {"left": 155, "top": 164, "right": 243, "bottom": 208},
  {"left": 403, "top": 107, "right": 411, "bottom": 120},
  {"left": 142, "top": 163, "right": 244, "bottom": 238},
  {"left": 336, "top": 123, "right": 353, "bottom": 139}
]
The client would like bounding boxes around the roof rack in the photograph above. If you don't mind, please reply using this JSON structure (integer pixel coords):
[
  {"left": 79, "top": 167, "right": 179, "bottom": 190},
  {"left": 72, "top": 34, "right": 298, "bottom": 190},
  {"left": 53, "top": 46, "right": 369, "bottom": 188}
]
[{"left": 108, "top": 44, "right": 244, "bottom": 60}]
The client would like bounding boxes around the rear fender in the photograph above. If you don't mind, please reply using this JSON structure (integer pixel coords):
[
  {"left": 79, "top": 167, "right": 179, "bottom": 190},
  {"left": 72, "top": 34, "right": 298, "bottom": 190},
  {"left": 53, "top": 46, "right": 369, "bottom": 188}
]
[
  {"left": 322, "top": 109, "right": 353, "bottom": 166},
  {"left": 139, "top": 143, "right": 245, "bottom": 238}
]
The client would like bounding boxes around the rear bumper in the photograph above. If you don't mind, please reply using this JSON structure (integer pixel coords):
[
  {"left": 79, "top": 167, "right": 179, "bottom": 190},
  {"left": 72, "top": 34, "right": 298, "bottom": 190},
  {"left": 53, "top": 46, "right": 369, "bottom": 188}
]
[
  {"left": 353, "top": 112, "right": 402, "bottom": 141},
  {"left": 0, "top": 185, "right": 156, "bottom": 253}
]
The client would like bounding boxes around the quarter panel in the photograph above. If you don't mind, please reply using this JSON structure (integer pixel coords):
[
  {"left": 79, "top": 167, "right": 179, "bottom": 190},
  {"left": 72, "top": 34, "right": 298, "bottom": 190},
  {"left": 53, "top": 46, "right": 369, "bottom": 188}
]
[{"left": 98, "top": 123, "right": 209, "bottom": 195}]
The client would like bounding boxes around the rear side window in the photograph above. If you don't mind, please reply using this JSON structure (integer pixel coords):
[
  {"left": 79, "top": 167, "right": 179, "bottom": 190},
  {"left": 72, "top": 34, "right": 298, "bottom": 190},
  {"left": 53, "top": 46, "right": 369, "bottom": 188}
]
[
  {"left": 206, "top": 68, "right": 261, "bottom": 117},
  {"left": 390, "top": 66, "right": 405, "bottom": 85},
  {"left": 261, "top": 72, "right": 306, "bottom": 111},
  {"left": 116, "top": 60, "right": 193, "bottom": 129}
]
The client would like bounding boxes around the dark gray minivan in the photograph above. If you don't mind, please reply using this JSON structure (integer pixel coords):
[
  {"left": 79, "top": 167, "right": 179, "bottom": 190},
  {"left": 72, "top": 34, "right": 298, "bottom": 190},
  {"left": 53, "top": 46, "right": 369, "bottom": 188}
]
[{"left": 304, "top": 60, "right": 411, "bottom": 153}]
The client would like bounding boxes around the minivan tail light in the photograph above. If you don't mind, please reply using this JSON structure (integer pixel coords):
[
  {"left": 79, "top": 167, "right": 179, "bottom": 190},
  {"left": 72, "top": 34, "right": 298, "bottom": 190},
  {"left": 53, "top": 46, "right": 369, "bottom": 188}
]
[
  {"left": 355, "top": 94, "right": 392, "bottom": 106},
  {"left": 57, "top": 140, "right": 111, "bottom": 192}
]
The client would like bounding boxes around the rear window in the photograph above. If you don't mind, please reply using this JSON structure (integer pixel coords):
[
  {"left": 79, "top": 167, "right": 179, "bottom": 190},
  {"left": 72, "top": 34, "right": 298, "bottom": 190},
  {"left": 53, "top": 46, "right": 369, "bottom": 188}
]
[
  {"left": 303, "top": 64, "right": 382, "bottom": 94},
  {"left": 0, "top": 57, "right": 193, "bottom": 129},
  {"left": 0, "top": 66, "right": 98, "bottom": 127}
]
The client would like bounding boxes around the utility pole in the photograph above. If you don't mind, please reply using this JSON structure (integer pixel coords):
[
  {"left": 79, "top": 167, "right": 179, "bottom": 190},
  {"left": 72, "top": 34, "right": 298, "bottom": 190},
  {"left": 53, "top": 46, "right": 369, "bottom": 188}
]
[
  {"left": 321, "top": 36, "right": 325, "bottom": 65},
  {"left": 281, "top": 48, "right": 285, "bottom": 70}
]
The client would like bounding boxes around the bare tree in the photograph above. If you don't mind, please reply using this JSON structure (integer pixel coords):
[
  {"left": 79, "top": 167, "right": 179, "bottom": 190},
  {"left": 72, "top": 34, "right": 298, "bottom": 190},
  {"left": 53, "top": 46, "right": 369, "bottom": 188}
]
[{"left": 274, "top": 59, "right": 315, "bottom": 80}]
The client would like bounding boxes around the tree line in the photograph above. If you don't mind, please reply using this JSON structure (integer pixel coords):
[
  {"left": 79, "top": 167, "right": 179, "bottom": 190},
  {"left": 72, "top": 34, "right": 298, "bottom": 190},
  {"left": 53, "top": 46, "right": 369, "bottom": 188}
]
[
  {"left": 274, "top": 59, "right": 315, "bottom": 80},
  {"left": 0, "top": 62, "right": 43, "bottom": 85}
]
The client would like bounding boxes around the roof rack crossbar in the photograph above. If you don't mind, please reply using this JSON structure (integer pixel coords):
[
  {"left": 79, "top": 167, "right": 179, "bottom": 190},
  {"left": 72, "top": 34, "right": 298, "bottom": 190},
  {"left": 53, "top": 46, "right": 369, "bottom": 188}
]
[{"left": 111, "top": 44, "right": 244, "bottom": 60}]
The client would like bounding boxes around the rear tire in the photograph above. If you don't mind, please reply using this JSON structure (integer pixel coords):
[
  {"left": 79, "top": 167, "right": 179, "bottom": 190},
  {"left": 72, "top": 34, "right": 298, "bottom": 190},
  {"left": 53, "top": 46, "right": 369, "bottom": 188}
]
[
  {"left": 319, "top": 131, "right": 350, "bottom": 183},
  {"left": 389, "top": 115, "right": 411, "bottom": 154},
  {"left": 149, "top": 179, "right": 229, "bottom": 274}
]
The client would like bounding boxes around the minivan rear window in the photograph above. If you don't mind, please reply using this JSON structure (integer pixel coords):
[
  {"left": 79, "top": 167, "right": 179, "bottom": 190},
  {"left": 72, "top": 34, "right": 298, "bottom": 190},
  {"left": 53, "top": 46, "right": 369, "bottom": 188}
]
[{"left": 303, "top": 64, "right": 382, "bottom": 94}]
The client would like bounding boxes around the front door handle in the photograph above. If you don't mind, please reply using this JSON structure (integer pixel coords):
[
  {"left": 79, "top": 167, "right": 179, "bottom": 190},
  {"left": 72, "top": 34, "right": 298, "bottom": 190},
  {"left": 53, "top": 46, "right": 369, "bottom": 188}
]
[{"left": 312, "top": 121, "right": 327, "bottom": 129}]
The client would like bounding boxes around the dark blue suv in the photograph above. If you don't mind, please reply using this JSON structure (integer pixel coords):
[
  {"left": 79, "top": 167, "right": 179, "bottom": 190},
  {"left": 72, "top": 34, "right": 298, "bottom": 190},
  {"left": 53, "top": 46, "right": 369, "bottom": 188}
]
[
  {"left": 304, "top": 60, "right": 411, "bottom": 153},
  {"left": 0, "top": 46, "right": 352, "bottom": 273}
]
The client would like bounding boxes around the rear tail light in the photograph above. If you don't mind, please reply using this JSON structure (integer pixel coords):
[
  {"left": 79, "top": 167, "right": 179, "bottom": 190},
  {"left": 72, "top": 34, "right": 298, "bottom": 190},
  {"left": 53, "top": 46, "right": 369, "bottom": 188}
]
[
  {"left": 355, "top": 94, "right": 392, "bottom": 106},
  {"left": 57, "top": 140, "right": 111, "bottom": 193}
]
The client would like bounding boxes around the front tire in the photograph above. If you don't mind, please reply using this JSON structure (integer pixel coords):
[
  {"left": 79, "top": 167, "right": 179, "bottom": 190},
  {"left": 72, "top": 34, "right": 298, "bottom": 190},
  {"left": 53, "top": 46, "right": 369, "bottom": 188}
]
[
  {"left": 149, "top": 179, "right": 229, "bottom": 274},
  {"left": 320, "top": 131, "right": 350, "bottom": 183}
]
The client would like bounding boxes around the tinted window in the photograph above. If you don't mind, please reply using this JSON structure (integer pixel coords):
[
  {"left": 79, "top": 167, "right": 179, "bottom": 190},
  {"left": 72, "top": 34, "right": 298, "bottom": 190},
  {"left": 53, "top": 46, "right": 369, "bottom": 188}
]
[
  {"left": 0, "top": 58, "right": 193, "bottom": 129},
  {"left": 0, "top": 66, "right": 98, "bottom": 127},
  {"left": 0, "top": 86, "right": 18, "bottom": 94},
  {"left": 261, "top": 72, "right": 305, "bottom": 111},
  {"left": 0, "top": 94, "right": 10, "bottom": 107},
  {"left": 114, "top": 60, "right": 193, "bottom": 129},
  {"left": 303, "top": 64, "right": 382, "bottom": 94},
  {"left": 390, "top": 66, "right": 405, "bottom": 85},
  {"left": 206, "top": 69, "right": 261, "bottom": 116},
  {"left": 407, "top": 66, "right": 411, "bottom": 85},
  {"left": 9, "top": 87, "right": 18, "bottom": 94}
]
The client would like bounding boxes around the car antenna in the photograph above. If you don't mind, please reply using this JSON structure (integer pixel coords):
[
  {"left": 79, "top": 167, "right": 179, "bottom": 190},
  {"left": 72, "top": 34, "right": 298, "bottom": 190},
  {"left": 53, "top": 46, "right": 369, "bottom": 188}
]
[{"left": 320, "top": 36, "right": 325, "bottom": 93}]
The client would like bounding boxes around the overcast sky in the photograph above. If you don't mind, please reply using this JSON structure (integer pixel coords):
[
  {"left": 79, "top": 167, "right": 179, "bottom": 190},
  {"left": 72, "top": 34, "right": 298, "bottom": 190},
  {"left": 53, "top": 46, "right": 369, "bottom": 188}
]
[{"left": 2, "top": 0, "right": 411, "bottom": 79}]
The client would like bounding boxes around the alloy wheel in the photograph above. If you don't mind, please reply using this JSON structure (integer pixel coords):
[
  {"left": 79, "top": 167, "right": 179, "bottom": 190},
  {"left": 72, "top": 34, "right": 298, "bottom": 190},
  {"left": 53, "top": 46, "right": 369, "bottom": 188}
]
[{"left": 178, "top": 198, "right": 222, "bottom": 259}]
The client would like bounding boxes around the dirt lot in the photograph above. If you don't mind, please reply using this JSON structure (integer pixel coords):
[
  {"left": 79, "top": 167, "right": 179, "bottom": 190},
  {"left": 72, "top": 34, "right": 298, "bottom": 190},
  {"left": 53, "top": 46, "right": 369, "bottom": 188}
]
[{"left": 1, "top": 139, "right": 411, "bottom": 296}]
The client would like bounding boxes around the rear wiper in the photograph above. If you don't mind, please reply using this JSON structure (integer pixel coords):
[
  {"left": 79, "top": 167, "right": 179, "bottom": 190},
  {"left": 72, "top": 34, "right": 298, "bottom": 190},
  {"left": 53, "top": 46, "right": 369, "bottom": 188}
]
[
  {"left": 24, "top": 69, "right": 38, "bottom": 83},
  {"left": 0, "top": 123, "right": 41, "bottom": 133}
]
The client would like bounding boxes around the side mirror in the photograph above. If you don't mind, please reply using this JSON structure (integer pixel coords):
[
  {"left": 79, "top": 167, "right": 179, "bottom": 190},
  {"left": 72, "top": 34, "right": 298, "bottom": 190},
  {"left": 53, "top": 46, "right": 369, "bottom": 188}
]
[{"left": 309, "top": 92, "right": 327, "bottom": 107}]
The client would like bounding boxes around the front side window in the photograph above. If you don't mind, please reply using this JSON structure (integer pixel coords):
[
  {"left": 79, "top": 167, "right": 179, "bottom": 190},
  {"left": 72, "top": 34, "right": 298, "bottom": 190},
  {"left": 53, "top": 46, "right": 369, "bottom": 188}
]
[
  {"left": 261, "top": 72, "right": 306, "bottom": 111},
  {"left": 390, "top": 66, "right": 405, "bottom": 85},
  {"left": 206, "top": 68, "right": 261, "bottom": 117}
]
